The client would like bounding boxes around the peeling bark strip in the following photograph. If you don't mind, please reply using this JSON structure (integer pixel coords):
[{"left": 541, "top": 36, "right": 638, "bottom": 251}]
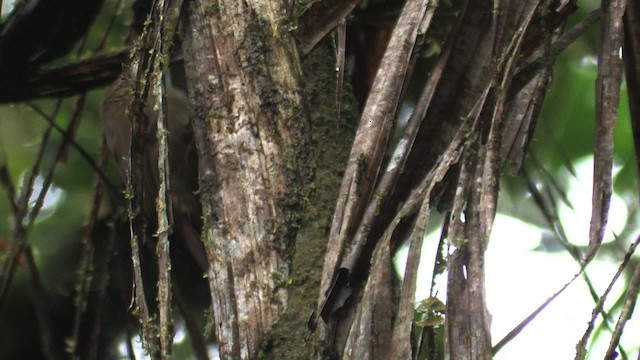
[
  {"left": 586, "top": 0, "right": 627, "bottom": 263},
  {"left": 625, "top": 0, "right": 640, "bottom": 198},
  {"left": 624, "top": 0, "right": 640, "bottom": 194},
  {"left": 181, "top": 1, "right": 311, "bottom": 359},
  {"left": 446, "top": 143, "right": 493, "bottom": 360},
  {"left": 315, "top": 1, "right": 438, "bottom": 348}
]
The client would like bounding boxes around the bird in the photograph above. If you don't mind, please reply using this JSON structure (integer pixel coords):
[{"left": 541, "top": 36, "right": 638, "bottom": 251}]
[{"left": 100, "top": 72, "right": 207, "bottom": 271}]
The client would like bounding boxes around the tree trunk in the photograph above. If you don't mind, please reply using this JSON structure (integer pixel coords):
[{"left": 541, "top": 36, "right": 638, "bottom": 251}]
[
  {"left": 0, "top": 0, "right": 636, "bottom": 359},
  {"left": 181, "top": 1, "right": 313, "bottom": 358}
]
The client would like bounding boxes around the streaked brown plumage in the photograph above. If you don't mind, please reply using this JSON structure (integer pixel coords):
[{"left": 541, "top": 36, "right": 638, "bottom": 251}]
[{"left": 100, "top": 74, "right": 206, "bottom": 270}]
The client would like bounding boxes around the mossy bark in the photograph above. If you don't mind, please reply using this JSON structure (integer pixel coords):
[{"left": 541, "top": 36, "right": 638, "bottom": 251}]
[
  {"left": 181, "top": 1, "right": 315, "bottom": 358},
  {"left": 260, "top": 40, "right": 359, "bottom": 359}
]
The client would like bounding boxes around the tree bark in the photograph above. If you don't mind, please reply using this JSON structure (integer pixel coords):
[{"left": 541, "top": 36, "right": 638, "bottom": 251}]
[{"left": 181, "top": 1, "right": 312, "bottom": 358}]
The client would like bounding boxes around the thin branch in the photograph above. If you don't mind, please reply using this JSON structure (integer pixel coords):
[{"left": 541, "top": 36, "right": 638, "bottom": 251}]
[
  {"left": 173, "top": 285, "right": 209, "bottom": 360},
  {"left": 0, "top": 166, "right": 18, "bottom": 214},
  {"left": 1, "top": 94, "right": 84, "bottom": 360},
  {"left": 68, "top": 137, "right": 110, "bottom": 358},
  {"left": 26, "top": 102, "right": 117, "bottom": 193},
  {"left": 493, "top": 271, "right": 581, "bottom": 355},
  {"left": 510, "top": 8, "right": 602, "bottom": 97},
  {"left": 88, "top": 224, "right": 116, "bottom": 360},
  {"left": 0, "top": 100, "right": 60, "bottom": 312},
  {"left": 96, "top": 0, "right": 125, "bottom": 51},
  {"left": 24, "top": 246, "right": 62, "bottom": 360},
  {"left": 575, "top": 233, "right": 640, "bottom": 359}
]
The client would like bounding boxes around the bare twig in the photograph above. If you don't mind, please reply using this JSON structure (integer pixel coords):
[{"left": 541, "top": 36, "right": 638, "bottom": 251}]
[
  {"left": 24, "top": 247, "right": 62, "bottom": 360},
  {"left": 26, "top": 103, "right": 117, "bottom": 193},
  {"left": 605, "top": 262, "right": 640, "bottom": 358},
  {"left": 0, "top": 100, "right": 59, "bottom": 312},
  {"left": 575, "top": 233, "right": 640, "bottom": 359}
]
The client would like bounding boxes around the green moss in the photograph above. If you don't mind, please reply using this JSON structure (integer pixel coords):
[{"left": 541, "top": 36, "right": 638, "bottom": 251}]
[
  {"left": 451, "top": 237, "right": 469, "bottom": 248},
  {"left": 415, "top": 297, "right": 446, "bottom": 328},
  {"left": 259, "top": 39, "right": 360, "bottom": 359},
  {"left": 203, "top": 2, "right": 220, "bottom": 19},
  {"left": 357, "top": 152, "right": 368, "bottom": 174},
  {"left": 270, "top": 270, "right": 291, "bottom": 290},
  {"left": 373, "top": 190, "right": 386, "bottom": 218}
]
